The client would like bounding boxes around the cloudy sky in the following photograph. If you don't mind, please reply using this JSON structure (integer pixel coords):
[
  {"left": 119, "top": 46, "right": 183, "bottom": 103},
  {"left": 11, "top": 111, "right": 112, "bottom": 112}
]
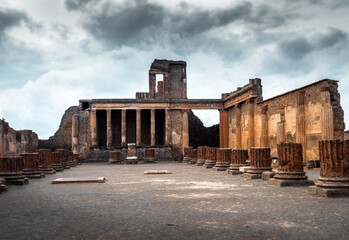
[{"left": 0, "top": 0, "right": 349, "bottom": 139}]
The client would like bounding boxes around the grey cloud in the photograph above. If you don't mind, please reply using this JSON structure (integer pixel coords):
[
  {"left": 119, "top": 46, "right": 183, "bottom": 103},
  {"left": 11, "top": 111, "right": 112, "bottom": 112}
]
[
  {"left": 64, "top": 0, "right": 94, "bottom": 11},
  {"left": 279, "top": 37, "right": 313, "bottom": 60},
  {"left": 0, "top": 7, "right": 28, "bottom": 33},
  {"left": 315, "top": 28, "right": 347, "bottom": 49}
]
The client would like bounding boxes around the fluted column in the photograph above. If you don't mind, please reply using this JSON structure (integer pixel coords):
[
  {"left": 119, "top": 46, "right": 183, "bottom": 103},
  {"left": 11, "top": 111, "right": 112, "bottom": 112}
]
[
  {"left": 296, "top": 91, "right": 306, "bottom": 164},
  {"left": 321, "top": 87, "right": 334, "bottom": 140},
  {"left": 204, "top": 147, "right": 217, "bottom": 168},
  {"left": 189, "top": 149, "right": 198, "bottom": 164},
  {"left": 182, "top": 110, "right": 189, "bottom": 151},
  {"left": 183, "top": 147, "right": 192, "bottom": 163},
  {"left": 136, "top": 109, "right": 141, "bottom": 146},
  {"left": 245, "top": 148, "right": 271, "bottom": 179},
  {"left": 72, "top": 114, "right": 79, "bottom": 154},
  {"left": 248, "top": 99, "right": 255, "bottom": 149},
  {"left": 196, "top": 146, "right": 207, "bottom": 166},
  {"left": 165, "top": 109, "right": 171, "bottom": 145},
  {"left": 151, "top": 109, "right": 155, "bottom": 146},
  {"left": 213, "top": 148, "right": 231, "bottom": 171},
  {"left": 121, "top": 109, "right": 126, "bottom": 146},
  {"left": 106, "top": 109, "right": 112, "bottom": 148},
  {"left": 236, "top": 104, "right": 242, "bottom": 149},
  {"left": 90, "top": 109, "right": 97, "bottom": 147},
  {"left": 260, "top": 106, "right": 269, "bottom": 147}
]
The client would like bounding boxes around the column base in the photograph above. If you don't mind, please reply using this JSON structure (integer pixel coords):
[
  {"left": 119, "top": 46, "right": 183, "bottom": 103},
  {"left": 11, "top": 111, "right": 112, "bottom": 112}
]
[
  {"left": 188, "top": 158, "right": 197, "bottom": 165},
  {"left": 0, "top": 173, "right": 29, "bottom": 185},
  {"left": 52, "top": 164, "right": 64, "bottom": 172},
  {"left": 269, "top": 178, "right": 314, "bottom": 187},
  {"left": 212, "top": 162, "right": 230, "bottom": 171},
  {"left": 262, "top": 171, "right": 276, "bottom": 180},
  {"left": 203, "top": 160, "right": 216, "bottom": 168},
  {"left": 246, "top": 167, "right": 272, "bottom": 174},
  {"left": 307, "top": 186, "right": 349, "bottom": 197},
  {"left": 195, "top": 159, "right": 205, "bottom": 166},
  {"left": 227, "top": 169, "right": 243, "bottom": 175},
  {"left": 274, "top": 171, "right": 307, "bottom": 180},
  {"left": 243, "top": 173, "right": 262, "bottom": 180},
  {"left": 182, "top": 157, "right": 191, "bottom": 163},
  {"left": 126, "top": 156, "right": 138, "bottom": 164},
  {"left": 40, "top": 166, "right": 56, "bottom": 174}
]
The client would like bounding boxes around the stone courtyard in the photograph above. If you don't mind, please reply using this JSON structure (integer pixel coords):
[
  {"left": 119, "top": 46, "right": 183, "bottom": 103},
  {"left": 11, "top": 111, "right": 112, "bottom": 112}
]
[{"left": 1, "top": 162, "right": 348, "bottom": 240}]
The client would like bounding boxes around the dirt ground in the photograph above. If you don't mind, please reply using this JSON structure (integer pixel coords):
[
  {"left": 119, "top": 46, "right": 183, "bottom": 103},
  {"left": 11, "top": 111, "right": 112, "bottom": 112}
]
[{"left": 0, "top": 162, "right": 348, "bottom": 240}]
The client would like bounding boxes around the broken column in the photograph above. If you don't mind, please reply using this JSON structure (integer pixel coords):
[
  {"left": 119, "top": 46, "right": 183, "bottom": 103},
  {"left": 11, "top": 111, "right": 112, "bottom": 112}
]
[
  {"left": 36, "top": 149, "right": 56, "bottom": 174},
  {"left": 21, "top": 153, "right": 44, "bottom": 179},
  {"left": 182, "top": 147, "right": 192, "bottom": 163},
  {"left": 56, "top": 149, "right": 71, "bottom": 169},
  {"left": 0, "top": 157, "right": 29, "bottom": 185},
  {"left": 308, "top": 140, "right": 349, "bottom": 197},
  {"left": 195, "top": 146, "right": 207, "bottom": 166},
  {"left": 203, "top": 147, "right": 217, "bottom": 168},
  {"left": 108, "top": 151, "right": 121, "bottom": 164},
  {"left": 51, "top": 151, "right": 64, "bottom": 172},
  {"left": 227, "top": 149, "right": 249, "bottom": 175},
  {"left": 126, "top": 143, "right": 138, "bottom": 164},
  {"left": 244, "top": 148, "right": 272, "bottom": 179},
  {"left": 213, "top": 148, "right": 231, "bottom": 171},
  {"left": 144, "top": 148, "right": 156, "bottom": 163},
  {"left": 269, "top": 143, "right": 313, "bottom": 187},
  {"left": 189, "top": 149, "right": 198, "bottom": 164}
]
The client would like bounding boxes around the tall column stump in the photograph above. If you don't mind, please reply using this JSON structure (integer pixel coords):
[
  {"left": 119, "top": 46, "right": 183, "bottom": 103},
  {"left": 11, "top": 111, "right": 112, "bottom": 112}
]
[
  {"left": 189, "top": 149, "right": 198, "bottom": 164},
  {"left": 244, "top": 148, "right": 271, "bottom": 180},
  {"left": 213, "top": 148, "right": 231, "bottom": 171},
  {"left": 195, "top": 146, "right": 207, "bottom": 166},
  {"left": 308, "top": 140, "right": 349, "bottom": 197},
  {"left": 269, "top": 143, "right": 313, "bottom": 187},
  {"left": 182, "top": 147, "right": 192, "bottom": 163},
  {"left": 227, "top": 149, "right": 248, "bottom": 175},
  {"left": 204, "top": 147, "right": 217, "bottom": 168}
]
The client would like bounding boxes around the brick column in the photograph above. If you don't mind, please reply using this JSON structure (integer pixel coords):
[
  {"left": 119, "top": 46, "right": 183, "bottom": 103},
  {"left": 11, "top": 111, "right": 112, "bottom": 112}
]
[
  {"left": 90, "top": 109, "right": 97, "bottom": 147},
  {"left": 121, "top": 109, "right": 126, "bottom": 146},
  {"left": 260, "top": 106, "right": 269, "bottom": 147},
  {"left": 165, "top": 109, "right": 171, "bottom": 145},
  {"left": 245, "top": 147, "right": 271, "bottom": 179},
  {"left": 144, "top": 148, "right": 156, "bottom": 163},
  {"left": 308, "top": 140, "right": 349, "bottom": 197},
  {"left": 269, "top": 143, "right": 312, "bottom": 187},
  {"left": 189, "top": 149, "right": 198, "bottom": 164},
  {"left": 213, "top": 148, "right": 231, "bottom": 171},
  {"left": 204, "top": 147, "right": 217, "bottom": 168},
  {"left": 321, "top": 87, "right": 334, "bottom": 140},
  {"left": 182, "top": 110, "right": 189, "bottom": 152},
  {"left": 227, "top": 149, "right": 249, "bottom": 175},
  {"left": 236, "top": 104, "right": 242, "bottom": 149},
  {"left": 195, "top": 146, "right": 207, "bottom": 166},
  {"left": 136, "top": 109, "right": 141, "bottom": 146},
  {"left": 106, "top": 109, "right": 112, "bottom": 148},
  {"left": 296, "top": 91, "right": 306, "bottom": 164},
  {"left": 248, "top": 99, "right": 255, "bottom": 149},
  {"left": 151, "top": 109, "right": 155, "bottom": 146},
  {"left": 183, "top": 147, "right": 192, "bottom": 163},
  {"left": 72, "top": 114, "right": 79, "bottom": 154}
]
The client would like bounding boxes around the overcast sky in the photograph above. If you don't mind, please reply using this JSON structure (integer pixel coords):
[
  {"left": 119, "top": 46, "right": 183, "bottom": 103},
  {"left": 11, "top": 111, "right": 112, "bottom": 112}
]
[{"left": 1, "top": 0, "right": 349, "bottom": 139}]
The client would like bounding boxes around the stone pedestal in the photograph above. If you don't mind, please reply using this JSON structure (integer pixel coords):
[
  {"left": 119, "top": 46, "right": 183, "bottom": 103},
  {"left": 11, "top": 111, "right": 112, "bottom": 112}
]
[
  {"left": 195, "top": 146, "right": 207, "bottom": 166},
  {"left": 73, "top": 154, "right": 81, "bottom": 165},
  {"left": 0, "top": 157, "right": 29, "bottom": 185},
  {"left": 269, "top": 143, "right": 313, "bottom": 187},
  {"left": 204, "top": 147, "right": 217, "bottom": 168},
  {"left": 36, "top": 149, "right": 56, "bottom": 174},
  {"left": 126, "top": 143, "right": 138, "bottom": 164},
  {"left": 308, "top": 140, "right": 349, "bottom": 197},
  {"left": 213, "top": 148, "right": 231, "bottom": 171},
  {"left": 189, "top": 149, "right": 198, "bottom": 164},
  {"left": 182, "top": 147, "right": 192, "bottom": 164},
  {"left": 108, "top": 151, "right": 121, "bottom": 164},
  {"left": 144, "top": 148, "right": 156, "bottom": 163},
  {"left": 21, "top": 153, "right": 45, "bottom": 179},
  {"left": 227, "top": 149, "right": 248, "bottom": 175},
  {"left": 244, "top": 148, "right": 271, "bottom": 180},
  {"left": 55, "top": 149, "right": 70, "bottom": 170}
]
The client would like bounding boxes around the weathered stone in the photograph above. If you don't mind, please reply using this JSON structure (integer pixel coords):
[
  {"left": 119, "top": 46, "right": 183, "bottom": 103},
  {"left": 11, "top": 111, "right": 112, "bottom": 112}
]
[
  {"left": 144, "top": 148, "right": 156, "bottom": 163},
  {"left": 227, "top": 149, "right": 248, "bottom": 175},
  {"left": 182, "top": 147, "right": 192, "bottom": 163},
  {"left": 188, "top": 149, "right": 197, "bottom": 164},
  {"left": 0, "top": 157, "right": 29, "bottom": 185},
  {"left": 213, "top": 148, "right": 231, "bottom": 171},
  {"left": 126, "top": 143, "right": 138, "bottom": 164},
  {"left": 108, "top": 151, "right": 121, "bottom": 164},
  {"left": 195, "top": 146, "right": 207, "bottom": 166},
  {"left": 244, "top": 148, "right": 271, "bottom": 179},
  {"left": 20, "top": 153, "right": 45, "bottom": 179},
  {"left": 308, "top": 140, "right": 349, "bottom": 197},
  {"left": 203, "top": 147, "right": 217, "bottom": 168},
  {"left": 36, "top": 149, "right": 56, "bottom": 174}
]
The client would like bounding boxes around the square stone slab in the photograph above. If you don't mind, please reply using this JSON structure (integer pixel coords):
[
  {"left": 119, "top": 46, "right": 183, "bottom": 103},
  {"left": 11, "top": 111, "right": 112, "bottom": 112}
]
[
  {"left": 52, "top": 177, "right": 106, "bottom": 184},
  {"left": 144, "top": 170, "right": 172, "bottom": 174}
]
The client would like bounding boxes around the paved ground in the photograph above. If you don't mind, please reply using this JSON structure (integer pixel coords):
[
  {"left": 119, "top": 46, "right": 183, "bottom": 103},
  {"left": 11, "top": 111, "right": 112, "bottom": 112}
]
[{"left": 0, "top": 162, "right": 348, "bottom": 240}]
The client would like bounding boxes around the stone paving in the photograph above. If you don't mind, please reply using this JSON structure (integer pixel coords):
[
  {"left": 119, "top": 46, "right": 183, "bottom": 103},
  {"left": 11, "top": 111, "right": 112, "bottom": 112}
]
[{"left": 0, "top": 163, "right": 348, "bottom": 240}]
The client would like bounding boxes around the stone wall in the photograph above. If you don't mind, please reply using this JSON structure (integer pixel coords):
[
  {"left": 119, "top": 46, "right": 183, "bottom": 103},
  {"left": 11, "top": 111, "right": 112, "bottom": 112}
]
[{"left": 0, "top": 119, "right": 38, "bottom": 157}]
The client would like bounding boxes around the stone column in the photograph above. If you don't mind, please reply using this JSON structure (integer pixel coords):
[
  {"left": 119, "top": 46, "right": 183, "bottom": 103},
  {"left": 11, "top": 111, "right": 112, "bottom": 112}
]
[
  {"left": 308, "top": 140, "right": 349, "bottom": 197},
  {"left": 260, "top": 106, "right": 269, "bottom": 147},
  {"left": 106, "top": 109, "right": 112, "bottom": 148},
  {"left": 183, "top": 147, "right": 192, "bottom": 163},
  {"left": 227, "top": 149, "right": 249, "bottom": 175},
  {"left": 189, "top": 149, "right": 198, "bottom": 164},
  {"left": 121, "top": 109, "right": 126, "bottom": 146},
  {"left": 90, "top": 109, "right": 97, "bottom": 147},
  {"left": 248, "top": 99, "right": 255, "bottom": 149},
  {"left": 182, "top": 110, "right": 189, "bottom": 152},
  {"left": 277, "top": 122, "right": 285, "bottom": 144},
  {"left": 108, "top": 151, "right": 120, "bottom": 164},
  {"left": 204, "top": 147, "right": 217, "bottom": 168},
  {"left": 236, "top": 104, "right": 242, "bottom": 149},
  {"left": 213, "top": 148, "right": 231, "bottom": 171},
  {"left": 151, "top": 109, "right": 155, "bottom": 146},
  {"left": 321, "top": 87, "right": 334, "bottom": 140},
  {"left": 228, "top": 109, "right": 233, "bottom": 149},
  {"left": 72, "top": 114, "right": 79, "bottom": 154},
  {"left": 195, "top": 146, "right": 207, "bottom": 166},
  {"left": 269, "top": 143, "right": 312, "bottom": 187},
  {"left": 165, "top": 109, "right": 171, "bottom": 145},
  {"left": 149, "top": 73, "right": 156, "bottom": 99},
  {"left": 296, "top": 91, "right": 307, "bottom": 164},
  {"left": 144, "top": 148, "right": 156, "bottom": 163},
  {"left": 245, "top": 147, "right": 272, "bottom": 179},
  {"left": 136, "top": 109, "right": 141, "bottom": 146}
]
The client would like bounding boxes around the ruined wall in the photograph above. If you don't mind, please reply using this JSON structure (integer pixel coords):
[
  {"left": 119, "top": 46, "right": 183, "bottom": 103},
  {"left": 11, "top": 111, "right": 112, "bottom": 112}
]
[
  {"left": 223, "top": 79, "right": 345, "bottom": 162},
  {"left": 0, "top": 120, "right": 38, "bottom": 157},
  {"left": 38, "top": 106, "right": 80, "bottom": 151}
]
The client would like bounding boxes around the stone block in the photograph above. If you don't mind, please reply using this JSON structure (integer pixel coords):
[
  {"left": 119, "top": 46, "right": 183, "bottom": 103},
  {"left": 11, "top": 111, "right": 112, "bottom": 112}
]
[
  {"left": 269, "top": 178, "right": 314, "bottom": 187},
  {"left": 262, "top": 171, "right": 275, "bottom": 181},
  {"left": 243, "top": 173, "right": 262, "bottom": 180}
]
